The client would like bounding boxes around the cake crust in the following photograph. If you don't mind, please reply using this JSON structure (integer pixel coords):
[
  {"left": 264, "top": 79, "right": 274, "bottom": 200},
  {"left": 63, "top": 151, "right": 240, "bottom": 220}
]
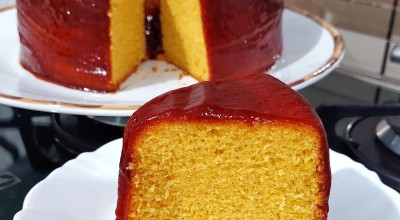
[
  {"left": 17, "top": 0, "right": 114, "bottom": 92},
  {"left": 201, "top": 0, "right": 284, "bottom": 80}
]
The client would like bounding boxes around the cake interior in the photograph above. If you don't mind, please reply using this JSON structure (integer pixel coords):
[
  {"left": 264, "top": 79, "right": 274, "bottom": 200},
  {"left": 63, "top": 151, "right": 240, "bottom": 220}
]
[
  {"left": 127, "top": 120, "right": 325, "bottom": 219},
  {"left": 160, "top": 0, "right": 209, "bottom": 81},
  {"left": 110, "top": 0, "right": 146, "bottom": 84}
]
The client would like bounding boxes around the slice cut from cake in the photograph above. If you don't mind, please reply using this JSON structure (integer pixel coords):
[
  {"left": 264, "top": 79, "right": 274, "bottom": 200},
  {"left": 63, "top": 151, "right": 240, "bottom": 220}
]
[
  {"left": 17, "top": 0, "right": 146, "bottom": 92},
  {"left": 160, "top": 0, "right": 283, "bottom": 81},
  {"left": 116, "top": 73, "right": 331, "bottom": 219}
]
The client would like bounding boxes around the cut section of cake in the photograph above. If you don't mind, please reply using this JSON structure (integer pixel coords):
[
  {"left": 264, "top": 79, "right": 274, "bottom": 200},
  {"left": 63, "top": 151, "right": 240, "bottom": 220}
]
[
  {"left": 116, "top": 73, "right": 331, "bottom": 219},
  {"left": 17, "top": 0, "right": 146, "bottom": 92},
  {"left": 160, "top": 0, "right": 283, "bottom": 81}
]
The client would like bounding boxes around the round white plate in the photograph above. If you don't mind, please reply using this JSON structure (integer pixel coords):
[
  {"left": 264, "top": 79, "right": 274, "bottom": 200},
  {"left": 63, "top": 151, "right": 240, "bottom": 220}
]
[
  {"left": 0, "top": 7, "right": 344, "bottom": 116},
  {"left": 13, "top": 139, "right": 400, "bottom": 220}
]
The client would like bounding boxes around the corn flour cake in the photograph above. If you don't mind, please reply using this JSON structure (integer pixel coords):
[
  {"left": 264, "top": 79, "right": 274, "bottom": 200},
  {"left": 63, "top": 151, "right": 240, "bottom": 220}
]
[
  {"left": 115, "top": 73, "right": 331, "bottom": 219},
  {"left": 16, "top": 0, "right": 283, "bottom": 92}
]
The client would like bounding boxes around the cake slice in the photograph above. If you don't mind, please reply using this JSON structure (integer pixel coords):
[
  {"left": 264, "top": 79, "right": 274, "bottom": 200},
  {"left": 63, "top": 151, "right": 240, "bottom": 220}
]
[
  {"left": 160, "top": 0, "right": 283, "bottom": 81},
  {"left": 116, "top": 73, "right": 331, "bottom": 219}
]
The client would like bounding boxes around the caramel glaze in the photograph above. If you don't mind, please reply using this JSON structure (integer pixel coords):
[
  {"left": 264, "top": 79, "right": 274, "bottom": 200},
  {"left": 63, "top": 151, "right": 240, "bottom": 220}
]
[
  {"left": 200, "top": 0, "right": 284, "bottom": 80},
  {"left": 17, "top": 0, "right": 115, "bottom": 92},
  {"left": 116, "top": 73, "right": 331, "bottom": 220}
]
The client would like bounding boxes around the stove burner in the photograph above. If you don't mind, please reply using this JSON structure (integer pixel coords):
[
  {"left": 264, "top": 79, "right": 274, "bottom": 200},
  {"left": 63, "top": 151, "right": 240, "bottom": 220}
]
[
  {"left": 347, "top": 117, "right": 400, "bottom": 191},
  {"left": 385, "top": 115, "right": 400, "bottom": 134},
  {"left": 317, "top": 104, "right": 400, "bottom": 192},
  {"left": 376, "top": 117, "right": 400, "bottom": 156}
]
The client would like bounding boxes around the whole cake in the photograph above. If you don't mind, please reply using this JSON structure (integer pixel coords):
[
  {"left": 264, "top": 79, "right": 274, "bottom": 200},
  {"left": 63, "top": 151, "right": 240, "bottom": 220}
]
[
  {"left": 116, "top": 74, "right": 331, "bottom": 219},
  {"left": 16, "top": 0, "right": 283, "bottom": 92}
]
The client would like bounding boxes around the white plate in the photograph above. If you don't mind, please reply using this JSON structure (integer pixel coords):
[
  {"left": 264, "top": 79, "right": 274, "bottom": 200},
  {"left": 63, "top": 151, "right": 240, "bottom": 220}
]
[
  {"left": 14, "top": 139, "right": 400, "bottom": 220},
  {"left": 0, "top": 7, "right": 344, "bottom": 116}
]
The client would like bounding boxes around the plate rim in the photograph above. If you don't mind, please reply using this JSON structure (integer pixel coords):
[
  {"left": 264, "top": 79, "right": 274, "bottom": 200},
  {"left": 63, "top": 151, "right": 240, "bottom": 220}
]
[
  {"left": 285, "top": 5, "right": 344, "bottom": 88},
  {"left": 0, "top": 4, "right": 14, "bottom": 13},
  {"left": 0, "top": 5, "right": 344, "bottom": 116}
]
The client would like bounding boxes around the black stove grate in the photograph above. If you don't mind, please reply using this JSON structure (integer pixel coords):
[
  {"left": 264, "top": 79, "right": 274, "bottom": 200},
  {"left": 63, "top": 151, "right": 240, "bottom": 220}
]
[{"left": 5, "top": 108, "right": 124, "bottom": 172}]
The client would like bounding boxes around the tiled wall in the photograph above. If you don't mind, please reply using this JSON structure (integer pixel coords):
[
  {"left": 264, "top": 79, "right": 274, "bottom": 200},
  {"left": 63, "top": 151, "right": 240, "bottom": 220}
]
[{"left": 286, "top": 0, "right": 400, "bottom": 81}]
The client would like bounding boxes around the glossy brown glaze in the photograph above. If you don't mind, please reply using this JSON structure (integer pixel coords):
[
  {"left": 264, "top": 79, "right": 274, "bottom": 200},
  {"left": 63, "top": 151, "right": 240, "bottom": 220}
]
[
  {"left": 201, "top": 0, "right": 284, "bottom": 80},
  {"left": 17, "top": 0, "right": 114, "bottom": 92},
  {"left": 116, "top": 73, "right": 331, "bottom": 220}
]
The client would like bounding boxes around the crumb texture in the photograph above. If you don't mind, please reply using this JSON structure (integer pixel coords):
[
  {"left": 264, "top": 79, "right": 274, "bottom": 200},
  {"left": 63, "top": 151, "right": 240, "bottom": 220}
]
[
  {"left": 110, "top": 0, "right": 145, "bottom": 83},
  {"left": 160, "top": 0, "right": 209, "bottom": 81},
  {"left": 127, "top": 121, "right": 325, "bottom": 219}
]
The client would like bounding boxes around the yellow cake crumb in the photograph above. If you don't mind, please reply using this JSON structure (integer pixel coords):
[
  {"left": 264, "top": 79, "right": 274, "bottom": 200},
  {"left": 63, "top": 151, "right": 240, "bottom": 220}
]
[
  {"left": 160, "top": 0, "right": 210, "bottom": 81},
  {"left": 126, "top": 120, "right": 325, "bottom": 219}
]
